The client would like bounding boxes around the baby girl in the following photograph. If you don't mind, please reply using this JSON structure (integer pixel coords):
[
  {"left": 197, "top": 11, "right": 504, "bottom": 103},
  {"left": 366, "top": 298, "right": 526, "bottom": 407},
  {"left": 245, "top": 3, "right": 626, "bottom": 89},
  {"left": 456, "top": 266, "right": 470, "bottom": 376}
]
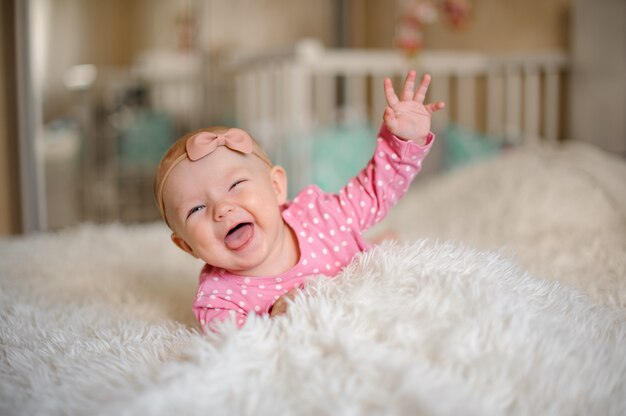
[{"left": 154, "top": 70, "right": 444, "bottom": 332}]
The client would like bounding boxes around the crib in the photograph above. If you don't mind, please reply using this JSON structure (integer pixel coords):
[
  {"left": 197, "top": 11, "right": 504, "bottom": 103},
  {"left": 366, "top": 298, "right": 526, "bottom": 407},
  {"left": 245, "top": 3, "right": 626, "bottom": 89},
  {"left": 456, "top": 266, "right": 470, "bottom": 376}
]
[{"left": 231, "top": 39, "right": 569, "bottom": 191}]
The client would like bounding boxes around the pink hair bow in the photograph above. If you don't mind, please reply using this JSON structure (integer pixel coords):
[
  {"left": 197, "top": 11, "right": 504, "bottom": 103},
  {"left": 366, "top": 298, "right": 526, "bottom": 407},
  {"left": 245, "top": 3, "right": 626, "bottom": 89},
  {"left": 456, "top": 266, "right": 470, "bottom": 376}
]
[{"left": 185, "top": 128, "right": 254, "bottom": 161}]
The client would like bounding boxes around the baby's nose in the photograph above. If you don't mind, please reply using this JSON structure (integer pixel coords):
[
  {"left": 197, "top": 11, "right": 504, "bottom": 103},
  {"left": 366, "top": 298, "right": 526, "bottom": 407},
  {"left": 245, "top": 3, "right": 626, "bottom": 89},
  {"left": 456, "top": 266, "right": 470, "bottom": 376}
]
[{"left": 213, "top": 201, "right": 234, "bottom": 221}]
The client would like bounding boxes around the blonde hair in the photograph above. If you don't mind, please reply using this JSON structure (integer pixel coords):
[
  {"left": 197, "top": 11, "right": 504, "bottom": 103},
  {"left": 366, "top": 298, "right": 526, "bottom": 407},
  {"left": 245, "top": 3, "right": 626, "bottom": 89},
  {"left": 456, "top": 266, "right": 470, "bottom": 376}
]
[{"left": 153, "top": 126, "right": 272, "bottom": 227}]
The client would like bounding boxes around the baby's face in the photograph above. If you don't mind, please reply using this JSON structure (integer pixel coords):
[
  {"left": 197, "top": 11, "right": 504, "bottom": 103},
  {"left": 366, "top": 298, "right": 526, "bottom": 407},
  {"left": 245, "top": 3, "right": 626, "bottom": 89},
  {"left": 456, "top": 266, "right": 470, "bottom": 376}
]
[{"left": 163, "top": 147, "right": 289, "bottom": 275}]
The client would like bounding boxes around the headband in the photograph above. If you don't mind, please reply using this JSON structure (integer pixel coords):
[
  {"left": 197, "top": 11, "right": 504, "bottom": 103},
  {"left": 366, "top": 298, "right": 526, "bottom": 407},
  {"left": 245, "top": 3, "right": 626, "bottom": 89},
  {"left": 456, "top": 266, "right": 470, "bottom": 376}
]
[{"left": 154, "top": 127, "right": 272, "bottom": 227}]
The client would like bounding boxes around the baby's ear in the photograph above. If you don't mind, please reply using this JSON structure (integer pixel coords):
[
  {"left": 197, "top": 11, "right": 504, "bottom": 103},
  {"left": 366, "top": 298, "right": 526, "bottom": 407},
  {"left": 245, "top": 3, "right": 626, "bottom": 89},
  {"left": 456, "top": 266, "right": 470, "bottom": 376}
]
[
  {"left": 171, "top": 233, "right": 198, "bottom": 258},
  {"left": 270, "top": 165, "right": 288, "bottom": 205}
]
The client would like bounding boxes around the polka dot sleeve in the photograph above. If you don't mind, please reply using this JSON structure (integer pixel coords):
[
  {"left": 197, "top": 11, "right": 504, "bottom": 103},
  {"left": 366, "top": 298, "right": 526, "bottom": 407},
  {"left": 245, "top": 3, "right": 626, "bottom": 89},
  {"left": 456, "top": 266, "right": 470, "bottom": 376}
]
[
  {"left": 193, "top": 293, "right": 247, "bottom": 331},
  {"left": 334, "top": 124, "right": 434, "bottom": 232}
]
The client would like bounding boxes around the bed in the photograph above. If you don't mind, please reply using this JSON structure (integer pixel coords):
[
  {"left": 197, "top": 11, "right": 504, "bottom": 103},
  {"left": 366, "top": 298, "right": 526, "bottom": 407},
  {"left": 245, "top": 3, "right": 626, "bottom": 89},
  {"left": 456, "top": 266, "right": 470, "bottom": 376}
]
[{"left": 1, "top": 43, "right": 625, "bottom": 415}]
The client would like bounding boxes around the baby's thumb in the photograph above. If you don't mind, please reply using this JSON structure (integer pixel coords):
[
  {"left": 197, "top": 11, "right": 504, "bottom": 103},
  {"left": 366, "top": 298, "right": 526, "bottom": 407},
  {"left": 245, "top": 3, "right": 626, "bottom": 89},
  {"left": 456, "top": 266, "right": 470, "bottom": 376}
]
[{"left": 383, "top": 107, "right": 396, "bottom": 126}]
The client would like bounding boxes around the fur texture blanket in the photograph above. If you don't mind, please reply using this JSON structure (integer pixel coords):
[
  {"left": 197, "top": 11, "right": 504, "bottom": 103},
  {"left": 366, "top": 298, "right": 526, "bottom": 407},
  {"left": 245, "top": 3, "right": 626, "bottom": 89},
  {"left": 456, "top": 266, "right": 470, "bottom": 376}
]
[{"left": 1, "top": 141, "right": 625, "bottom": 415}]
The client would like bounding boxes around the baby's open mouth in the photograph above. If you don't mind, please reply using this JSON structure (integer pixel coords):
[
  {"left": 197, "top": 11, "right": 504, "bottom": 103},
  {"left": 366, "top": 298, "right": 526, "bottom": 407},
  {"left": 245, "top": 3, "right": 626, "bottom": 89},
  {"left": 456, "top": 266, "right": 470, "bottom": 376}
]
[{"left": 224, "top": 222, "right": 254, "bottom": 250}]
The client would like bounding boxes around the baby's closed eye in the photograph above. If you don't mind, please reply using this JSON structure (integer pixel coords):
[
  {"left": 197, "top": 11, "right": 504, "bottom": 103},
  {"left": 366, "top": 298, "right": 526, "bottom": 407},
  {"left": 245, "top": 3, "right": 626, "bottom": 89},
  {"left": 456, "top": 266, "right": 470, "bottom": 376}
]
[{"left": 229, "top": 179, "right": 247, "bottom": 191}]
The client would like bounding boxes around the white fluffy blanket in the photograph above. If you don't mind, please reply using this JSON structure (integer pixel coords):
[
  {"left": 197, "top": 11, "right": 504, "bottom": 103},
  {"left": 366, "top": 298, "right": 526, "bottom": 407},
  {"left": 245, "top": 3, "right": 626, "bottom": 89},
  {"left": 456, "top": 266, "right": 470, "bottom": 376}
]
[{"left": 1, "top": 142, "right": 625, "bottom": 415}]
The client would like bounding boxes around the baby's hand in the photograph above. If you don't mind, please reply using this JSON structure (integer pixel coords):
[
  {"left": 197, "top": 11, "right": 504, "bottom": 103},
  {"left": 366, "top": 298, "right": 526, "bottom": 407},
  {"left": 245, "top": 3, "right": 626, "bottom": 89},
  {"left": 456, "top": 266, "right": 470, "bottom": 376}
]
[
  {"left": 383, "top": 71, "right": 445, "bottom": 145},
  {"left": 270, "top": 287, "right": 300, "bottom": 317}
]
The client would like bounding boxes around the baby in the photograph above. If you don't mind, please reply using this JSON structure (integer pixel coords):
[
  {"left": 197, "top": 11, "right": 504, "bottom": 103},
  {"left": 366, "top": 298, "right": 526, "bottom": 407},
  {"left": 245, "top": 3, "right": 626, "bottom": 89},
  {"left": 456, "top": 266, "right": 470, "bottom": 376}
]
[{"left": 154, "top": 70, "right": 444, "bottom": 332}]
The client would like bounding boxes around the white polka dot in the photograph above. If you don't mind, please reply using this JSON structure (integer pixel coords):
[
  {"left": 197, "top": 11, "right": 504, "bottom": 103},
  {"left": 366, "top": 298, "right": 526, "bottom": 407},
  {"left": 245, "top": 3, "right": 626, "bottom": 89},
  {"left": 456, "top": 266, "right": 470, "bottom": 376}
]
[
  {"left": 323, "top": 213, "right": 330, "bottom": 220},
  {"left": 377, "top": 180, "right": 383, "bottom": 187},
  {"left": 212, "top": 289, "right": 219, "bottom": 294},
  {"left": 334, "top": 246, "right": 340, "bottom": 252},
  {"left": 348, "top": 193, "right": 353, "bottom": 199},
  {"left": 275, "top": 277, "right": 282, "bottom": 282},
  {"left": 326, "top": 264, "right": 331, "bottom": 270},
  {"left": 391, "top": 154, "right": 397, "bottom": 160},
  {"left": 341, "top": 241, "right": 348, "bottom": 247},
  {"left": 300, "top": 231, "right": 306, "bottom": 237},
  {"left": 303, "top": 259, "right": 308, "bottom": 265},
  {"left": 239, "top": 301, "right": 245, "bottom": 307},
  {"left": 370, "top": 207, "right": 377, "bottom": 214},
  {"left": 335, "top": 261, "right": 341, "bottom": 267},
  {"left": 244, "top": 277, "right": 250, "bottom": 284},
  {"left": 201, "top": 319, "right": 206, "bottom": 325},
  {"left": 210, "top": 295, "right": 216, "bottom": 300},
  {"left": 297, "top": 272, "right": 303, "bottom": 277},
  {"left": 226, "top": 289, "right": 232, "bottom": 295},
  {"left": 308, "top": 237, "right": 314, "bottom": 243},
  {"left": 318, "top": 232, "right": 325, "bottom": 239},
  {"left": 238, "top": 319, "right": 244, "bottom": 325},
  {"left": 311, "top": 252, "right": 317, "bottom": 258},
  {"left": 347, "top": 217, "right": 353, "bottom": 224},
  {"left": 378, "top": 151, "right": 385, "bottom": 157},
  {"left": 241, "top": 289, "right": 247, "bottom": 295},
  {"left": 254, "top": 306, "right": 261, "bottom": 312},
  {"left": 340, "top": 200, "right": 346, "bottom": 206},
  {"left": 360, "top": 201, "right": 366, "bottom": 208},
  {"left": 313, "top": 268, "right": 319, "bottom": 273},
  {"left": 259, "top": 285, "right": 265, "bottom": 289},
  {"left": 308, "top": 203, "right": 314, "bottom": 209},
  {"left": 313, "top": 217, "right": 320, "bottom": 224},
  {"left": 385, "top": 164, "right": 391, "bottom": 170},
  {"left": 348, "top": 182, "right": 354, "bottom": 187},
  {"left": 257, "top": 293, "right": 263, "bottom": 298},
  {"left": 405, "top": 166, "right": 411, "bottom": 172},
  {"left": 307, "top": 189, "right": 313, "bottom": 195},
  {"left": 275, "top": 284, "right": 282, "bottom": 290},
  {"left": 330, "top": 229, "right": 336, "bottom": 236},
  {"left": 322, "top": 248, "right": 328, "bottom": 255},
  {"left": 212, "top": 277, "right": 219, "bottom": 281},
  {"left": 225, "top": 296, "right": 231, "bottom": 301},
  {"left": 340, "top": 225, "right": 346, "bottom": 231},
  {"left": 303, "top": 222, "right": 308, "bottom": 228}
]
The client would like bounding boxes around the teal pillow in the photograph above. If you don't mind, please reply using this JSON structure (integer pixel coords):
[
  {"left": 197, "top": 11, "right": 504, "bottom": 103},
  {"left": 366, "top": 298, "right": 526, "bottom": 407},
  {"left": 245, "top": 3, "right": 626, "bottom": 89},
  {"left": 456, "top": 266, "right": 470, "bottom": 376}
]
[
  {"left": 442, "top": 123, "right": 502, "bottom": 171},
  {"left": 117, "top": 110, "right": 173, "bottom": 169},
  {"left": 310, "top": 122, "right": 377, "bottom": 193}
]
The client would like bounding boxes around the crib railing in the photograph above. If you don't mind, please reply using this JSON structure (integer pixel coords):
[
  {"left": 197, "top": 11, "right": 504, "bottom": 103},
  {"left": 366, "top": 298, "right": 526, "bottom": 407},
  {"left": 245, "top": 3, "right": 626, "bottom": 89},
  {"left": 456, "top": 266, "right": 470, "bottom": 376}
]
[{"left": 231, "top": 39, "right": 568, "bottom": 189}]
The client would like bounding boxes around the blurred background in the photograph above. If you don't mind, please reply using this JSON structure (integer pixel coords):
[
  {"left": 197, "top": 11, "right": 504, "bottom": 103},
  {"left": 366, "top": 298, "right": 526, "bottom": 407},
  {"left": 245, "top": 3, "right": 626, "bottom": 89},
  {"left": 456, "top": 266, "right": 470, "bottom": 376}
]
[{"left": 0, "top": 0, "right": 623, "bottom": 235}]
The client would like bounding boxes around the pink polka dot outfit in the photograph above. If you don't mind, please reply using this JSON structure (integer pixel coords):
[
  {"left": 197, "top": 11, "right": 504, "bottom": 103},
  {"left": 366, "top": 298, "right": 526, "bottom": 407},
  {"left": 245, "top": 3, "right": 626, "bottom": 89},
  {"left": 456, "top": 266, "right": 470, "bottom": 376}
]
[{"left": 193, "top": 125, "right": 434, "bottom": 332}]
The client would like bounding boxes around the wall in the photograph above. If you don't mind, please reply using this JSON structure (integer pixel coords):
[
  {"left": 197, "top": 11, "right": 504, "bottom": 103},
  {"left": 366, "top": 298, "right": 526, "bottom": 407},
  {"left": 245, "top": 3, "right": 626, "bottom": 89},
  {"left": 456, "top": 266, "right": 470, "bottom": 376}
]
[
  {"left": 361, "top": 0, "right": 571, "bottom": 51},
  {"left": 569, "top": 0, "right": 625, "bottom": 155},
  {"left": 42, "top": 0, "right": 135, "bottom": 123}
]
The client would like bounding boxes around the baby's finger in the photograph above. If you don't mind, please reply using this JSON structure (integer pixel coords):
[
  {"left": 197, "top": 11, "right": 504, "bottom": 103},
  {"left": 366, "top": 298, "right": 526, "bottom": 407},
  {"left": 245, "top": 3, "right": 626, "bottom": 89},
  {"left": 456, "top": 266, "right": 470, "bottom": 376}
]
[
  {"left": 425, "top": 101, "right": 446, "bottom": 114},
  {"left": 401, "top": 70, "right": 417, "bottom": 101},
  {"left": 384, "top": 77, "right": 399, "bottom": 106},
  {"left": 413, "top": 73, "right": 431, "bottom": 103}
]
